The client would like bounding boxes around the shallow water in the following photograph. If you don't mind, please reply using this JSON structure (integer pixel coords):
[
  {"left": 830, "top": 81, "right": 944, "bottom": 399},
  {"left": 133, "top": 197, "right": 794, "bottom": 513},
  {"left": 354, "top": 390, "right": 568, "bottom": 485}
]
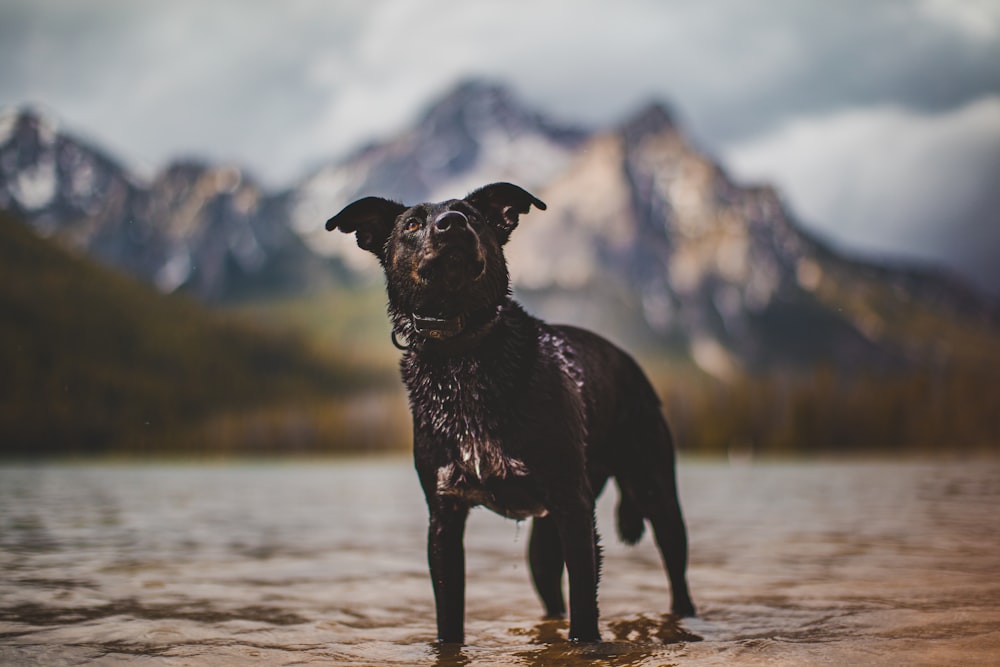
[{"left": 1, "top": 458, "right": 998, "bottom": 666}]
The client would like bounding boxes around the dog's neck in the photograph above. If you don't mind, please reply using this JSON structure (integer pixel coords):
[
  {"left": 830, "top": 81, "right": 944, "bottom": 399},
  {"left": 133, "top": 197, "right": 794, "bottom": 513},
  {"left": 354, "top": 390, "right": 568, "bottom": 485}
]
[
  {"left": 391, "top": 302, "right": 504, "bottom": 352},
  {"left": 411, "top": 313, "right": 468, "bottom": 341}
]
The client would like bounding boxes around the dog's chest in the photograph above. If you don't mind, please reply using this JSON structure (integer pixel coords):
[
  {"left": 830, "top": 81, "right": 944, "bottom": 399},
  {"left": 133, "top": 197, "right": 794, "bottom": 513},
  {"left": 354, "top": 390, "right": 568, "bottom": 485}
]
[{"left": 404, "top": 353, "right": 545, "bottom": 518}]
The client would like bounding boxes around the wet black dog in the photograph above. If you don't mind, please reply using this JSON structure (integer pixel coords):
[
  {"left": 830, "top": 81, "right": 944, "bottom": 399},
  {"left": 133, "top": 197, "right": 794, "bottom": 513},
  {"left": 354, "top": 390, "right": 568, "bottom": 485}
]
[{"left": 326, "top": 182, "right": 694, "bottom": 643}]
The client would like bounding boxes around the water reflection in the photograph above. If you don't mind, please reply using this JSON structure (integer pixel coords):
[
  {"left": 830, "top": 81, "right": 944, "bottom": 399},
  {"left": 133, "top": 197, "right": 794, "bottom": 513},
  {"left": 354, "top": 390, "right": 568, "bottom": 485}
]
[
  {"left": 427, "top": 615, "right": 698, "bottom": 667},
  {"left": 1, "top": 459, "right": 998, "bottom": 666}
]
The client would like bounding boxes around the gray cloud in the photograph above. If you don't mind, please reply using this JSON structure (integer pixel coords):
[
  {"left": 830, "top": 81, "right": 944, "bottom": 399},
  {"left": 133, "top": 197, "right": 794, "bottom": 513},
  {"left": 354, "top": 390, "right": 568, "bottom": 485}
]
[
  {"left": 724, "top": 96, "right": 1000, "bottom": 294},
  {"left": 4, "top": 0, "right": 998, "bottom": 180}
]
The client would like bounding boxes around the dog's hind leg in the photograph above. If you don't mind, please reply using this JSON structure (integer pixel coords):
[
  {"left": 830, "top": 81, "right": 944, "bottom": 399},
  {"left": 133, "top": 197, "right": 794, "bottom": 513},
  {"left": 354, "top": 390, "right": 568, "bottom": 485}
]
[
  {"left": 528, "top": 515, "right": 565, "bottom": 618},
  {"left": 645, "top": 474, "right": 696, "bottom": 617},
  {"left": 622, "top": 416, "right": 696, "bottom": 617}
]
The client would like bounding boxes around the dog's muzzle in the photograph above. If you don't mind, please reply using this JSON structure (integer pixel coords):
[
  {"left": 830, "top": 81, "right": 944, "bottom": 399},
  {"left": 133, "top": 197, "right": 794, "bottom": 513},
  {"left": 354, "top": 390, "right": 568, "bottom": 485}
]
[{"left": 418, "top": 210, "right": 485, "bottom": 286}]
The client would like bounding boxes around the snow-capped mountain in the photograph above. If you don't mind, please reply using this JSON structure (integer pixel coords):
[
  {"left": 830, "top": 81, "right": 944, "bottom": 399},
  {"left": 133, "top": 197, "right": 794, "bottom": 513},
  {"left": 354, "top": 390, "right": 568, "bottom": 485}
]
[
  {"left": 2, "top": 83, "right": 995, "bottom": 374},
  {"left": 0, "top": 107, "right": 143, "bottom": 251},
  {"left": 289, "top": 81, "right": 588, "bottom": 269},
  {"left": 283, "top": 84, "right": 995, "bottom": 373},
  {"left": 0, "top": 107, "right": 330, "bottom": 301}
]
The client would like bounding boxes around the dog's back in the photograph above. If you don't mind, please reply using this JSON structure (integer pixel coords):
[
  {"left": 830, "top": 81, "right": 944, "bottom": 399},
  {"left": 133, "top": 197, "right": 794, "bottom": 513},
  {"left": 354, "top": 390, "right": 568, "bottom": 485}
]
[{"left": 553, "top": 326, "right": 689, "bottom": 539}]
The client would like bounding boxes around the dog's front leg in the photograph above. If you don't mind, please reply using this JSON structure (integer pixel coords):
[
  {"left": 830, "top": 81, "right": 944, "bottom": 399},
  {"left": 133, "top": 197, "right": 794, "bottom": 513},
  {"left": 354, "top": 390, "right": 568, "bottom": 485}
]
[
  {"left": 427, "top": 498, "right": 470, "bottom": 643},
  {"left": 555, "top": 505, "right": 601, "bottom": 642}
]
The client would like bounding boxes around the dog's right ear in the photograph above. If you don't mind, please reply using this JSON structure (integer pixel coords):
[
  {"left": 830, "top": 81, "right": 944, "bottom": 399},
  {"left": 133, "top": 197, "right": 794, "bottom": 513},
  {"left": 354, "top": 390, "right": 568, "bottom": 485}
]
[
  {"left": 325, "top": 197, "right": 407, "bottom": 260},
  {"left": 465, "top": 182, "right": 546, "bottom": 245}
]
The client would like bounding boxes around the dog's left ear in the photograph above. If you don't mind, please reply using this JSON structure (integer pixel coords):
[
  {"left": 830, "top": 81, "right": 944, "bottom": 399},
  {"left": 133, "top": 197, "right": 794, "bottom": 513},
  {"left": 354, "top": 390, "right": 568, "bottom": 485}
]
[{"left": 465, "top": 182, "right": 546, "bottom": 244}]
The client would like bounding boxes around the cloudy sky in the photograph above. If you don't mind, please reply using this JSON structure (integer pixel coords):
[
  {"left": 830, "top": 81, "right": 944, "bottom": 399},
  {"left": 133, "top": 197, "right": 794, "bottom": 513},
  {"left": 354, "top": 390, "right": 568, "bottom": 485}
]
[{"left": 2, "top": 0, "right": 999, "bottom": 294}]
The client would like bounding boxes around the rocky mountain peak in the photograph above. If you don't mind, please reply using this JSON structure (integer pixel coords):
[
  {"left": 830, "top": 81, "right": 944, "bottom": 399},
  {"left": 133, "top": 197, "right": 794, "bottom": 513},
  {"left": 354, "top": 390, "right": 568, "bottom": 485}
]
[
  {"left": 0, "top": 107, "right": 63, "bottom": 214},
  {"left": 289, "top": 80, "right": 589, "bottom": 262},
  {"left": 620, "top": 101, "right": 678, "bottom": 144},
  {"left": 2, "top": 81, "right": 995, "bottom": 372},
  {"left": 0, "top": 107, "right": 326, "bottom": 301},
  {"left": 419, "top": 80, "right": 524, "bottom": 131},
  {"left": 419, "top": 79, "right": 588, "bottom": 144},
  {"left": 0, "top": 105, "right": 138, "bottom": 242},
  {"left": 0, "top": 107, "right": 59, "bottom": 159}
]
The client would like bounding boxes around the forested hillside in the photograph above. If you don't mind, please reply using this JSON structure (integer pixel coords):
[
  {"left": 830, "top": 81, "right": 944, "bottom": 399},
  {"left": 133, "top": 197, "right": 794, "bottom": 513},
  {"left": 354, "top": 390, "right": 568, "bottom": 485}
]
[{"left": 0, "top": 213, "right": 401, "bottom": 456}]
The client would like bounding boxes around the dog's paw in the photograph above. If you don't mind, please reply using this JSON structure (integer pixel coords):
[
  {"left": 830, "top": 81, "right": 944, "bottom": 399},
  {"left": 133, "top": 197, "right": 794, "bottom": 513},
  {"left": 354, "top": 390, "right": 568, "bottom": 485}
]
[{"left": 671, "top": 597, "right": 696, "bottom": 618}]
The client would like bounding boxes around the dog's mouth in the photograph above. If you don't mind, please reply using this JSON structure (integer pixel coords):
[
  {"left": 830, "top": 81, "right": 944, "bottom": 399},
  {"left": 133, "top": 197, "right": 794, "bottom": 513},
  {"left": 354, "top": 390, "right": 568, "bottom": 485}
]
[{"left": 418, "top": 242, "right": 487, "bottom": 288}]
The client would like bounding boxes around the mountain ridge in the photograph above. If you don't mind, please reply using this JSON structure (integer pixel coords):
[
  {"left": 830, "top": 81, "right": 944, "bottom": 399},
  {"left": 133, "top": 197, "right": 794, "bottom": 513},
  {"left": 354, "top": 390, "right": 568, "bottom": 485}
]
[{"left": 2, "top": 82, "right": 997, "bottom": 377}]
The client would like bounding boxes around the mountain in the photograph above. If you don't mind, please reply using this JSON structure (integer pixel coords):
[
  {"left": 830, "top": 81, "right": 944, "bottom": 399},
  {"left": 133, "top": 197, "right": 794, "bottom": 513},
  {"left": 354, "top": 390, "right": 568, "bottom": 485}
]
[
  {"left": 507, "top": 102, "right": 1000, "bottom": 373},
  {"left": 284, "top": 84, "right": 1000, "bottom": 376},
  {"left": 288, "top": 80, "right": 589, "bottom": 265},
  {"left": 0, "top": 107, "right": 333, "bottom": 302},
  {"left": 2, "top": 83, "right": 998, "bottom": 377}
]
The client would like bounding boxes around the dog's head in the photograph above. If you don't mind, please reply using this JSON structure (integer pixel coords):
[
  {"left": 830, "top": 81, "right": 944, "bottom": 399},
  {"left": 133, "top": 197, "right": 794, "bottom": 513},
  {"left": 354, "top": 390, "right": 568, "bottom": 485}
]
[{"left": 326, "top": 182, "right": 545, "bottom": 334}]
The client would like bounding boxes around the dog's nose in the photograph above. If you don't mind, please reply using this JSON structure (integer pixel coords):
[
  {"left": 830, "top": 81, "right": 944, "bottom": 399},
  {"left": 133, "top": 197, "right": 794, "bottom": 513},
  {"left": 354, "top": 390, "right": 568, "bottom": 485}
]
[{"left": 433, "top": 210, "right": 468, "bottom": 233}]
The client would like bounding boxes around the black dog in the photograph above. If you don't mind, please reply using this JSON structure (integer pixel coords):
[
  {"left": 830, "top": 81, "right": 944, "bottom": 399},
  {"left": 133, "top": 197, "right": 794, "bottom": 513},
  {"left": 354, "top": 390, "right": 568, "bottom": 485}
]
[{"left": 326, "top": 182, "right": 694, "bottom": 643}]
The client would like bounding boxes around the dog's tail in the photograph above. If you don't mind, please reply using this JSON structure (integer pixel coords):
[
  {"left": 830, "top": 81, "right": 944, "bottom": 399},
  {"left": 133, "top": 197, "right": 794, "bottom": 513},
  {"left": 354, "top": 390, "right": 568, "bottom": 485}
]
[{"left": 616, "top": 490, "right": 646, "bottom": 545}]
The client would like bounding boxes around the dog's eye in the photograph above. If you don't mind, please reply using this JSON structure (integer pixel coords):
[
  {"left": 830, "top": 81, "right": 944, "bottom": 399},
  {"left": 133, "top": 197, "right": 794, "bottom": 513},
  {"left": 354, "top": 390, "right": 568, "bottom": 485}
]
[{"left": 403, "top": 218, "right": 421, "bottom": 233}]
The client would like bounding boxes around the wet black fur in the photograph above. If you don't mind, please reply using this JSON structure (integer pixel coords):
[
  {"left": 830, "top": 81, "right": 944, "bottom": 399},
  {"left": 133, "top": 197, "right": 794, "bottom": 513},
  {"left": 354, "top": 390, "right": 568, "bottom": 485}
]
[{"left": 326, "top": 182, "right": 694, "bottom": 643}]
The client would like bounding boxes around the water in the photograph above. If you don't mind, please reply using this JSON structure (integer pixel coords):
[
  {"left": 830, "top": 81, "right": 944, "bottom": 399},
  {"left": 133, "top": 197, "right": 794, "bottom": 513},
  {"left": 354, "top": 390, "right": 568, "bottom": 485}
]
[{"left": 1, "top": 458, "right": 998, "bottom": 666}]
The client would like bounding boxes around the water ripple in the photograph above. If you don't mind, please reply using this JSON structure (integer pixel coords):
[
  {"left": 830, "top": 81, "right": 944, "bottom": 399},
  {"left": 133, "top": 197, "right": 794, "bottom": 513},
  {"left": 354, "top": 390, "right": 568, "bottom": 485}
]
[{"left": 1, "top": 459, "right": 998, "bottom": 666}]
